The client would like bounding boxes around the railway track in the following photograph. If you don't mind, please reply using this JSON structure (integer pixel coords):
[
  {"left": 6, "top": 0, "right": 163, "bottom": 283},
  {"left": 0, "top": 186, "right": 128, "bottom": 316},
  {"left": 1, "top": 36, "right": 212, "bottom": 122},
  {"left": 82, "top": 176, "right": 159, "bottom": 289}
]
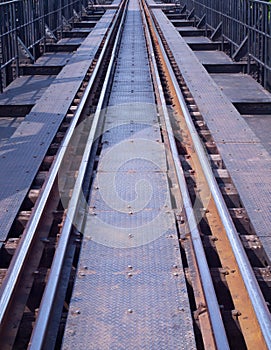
[{"left": 0, "top": 0, "right": 271, "bottom": 349}]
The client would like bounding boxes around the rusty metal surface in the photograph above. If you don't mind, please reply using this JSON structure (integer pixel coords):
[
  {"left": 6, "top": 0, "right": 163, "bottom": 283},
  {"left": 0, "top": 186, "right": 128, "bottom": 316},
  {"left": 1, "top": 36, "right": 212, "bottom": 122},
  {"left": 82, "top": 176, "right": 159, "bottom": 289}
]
[
  {"left": 0, "top": 9, "right": 119, "bottom": 242},
  {"left": 151, "top": 7, "right": 271, "bottom": 260},
  {"left": 63, "top": 0, "right": 196, "bottom": 348}
]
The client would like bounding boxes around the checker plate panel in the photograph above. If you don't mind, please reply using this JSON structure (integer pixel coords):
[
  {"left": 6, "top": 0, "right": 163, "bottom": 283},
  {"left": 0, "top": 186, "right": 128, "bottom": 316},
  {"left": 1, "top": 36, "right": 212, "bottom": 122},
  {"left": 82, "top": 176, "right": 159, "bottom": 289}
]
[
  {"left": 63, "top": 0, "right": 196, "bottom": 348},
  {"left": 151, "top": 6, "right": 271, "bottom": 260}
]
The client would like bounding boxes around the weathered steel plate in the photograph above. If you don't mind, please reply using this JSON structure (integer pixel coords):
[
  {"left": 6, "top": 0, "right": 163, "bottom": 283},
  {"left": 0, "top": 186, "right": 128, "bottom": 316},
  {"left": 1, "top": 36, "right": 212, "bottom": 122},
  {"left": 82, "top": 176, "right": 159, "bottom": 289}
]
[
  {"left": 0, "top": 8, "right": 120, "bottom": 242},
  {"left": 63, "top": 1, "right": 196, "bottom": 348},
  {"left": 150, "top": 6, "right": 271, "bottom": 260}
]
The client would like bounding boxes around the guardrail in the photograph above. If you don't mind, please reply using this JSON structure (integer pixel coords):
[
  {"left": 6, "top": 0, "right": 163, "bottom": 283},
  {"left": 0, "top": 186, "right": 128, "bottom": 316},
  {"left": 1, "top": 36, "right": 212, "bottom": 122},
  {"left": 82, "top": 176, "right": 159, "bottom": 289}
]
[
  {"left": 179, "top": 0, "right": 271, "bottom": 90},
  {"left": 0, "top": 0, "right": 88, "bottom": 92}
]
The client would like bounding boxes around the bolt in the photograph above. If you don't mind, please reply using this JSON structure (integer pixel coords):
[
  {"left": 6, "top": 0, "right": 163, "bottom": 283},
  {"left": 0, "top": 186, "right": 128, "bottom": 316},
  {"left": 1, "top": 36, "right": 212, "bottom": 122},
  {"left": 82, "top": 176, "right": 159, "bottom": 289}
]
[
  {"left": 232, "top": 309, "right": 241, "bottom": 317},
  {"left": 173, "top": 272, "right": 178, "bottom": 277},
  {"left": 179, "top": 216, "right": 185, "bottom": 224},
  {"left": 127, "top": 309, "right": 133, "bottom": 314},
  {"left": 128, "top": 272, "right": 133, "bottom": 277},
  {"left": 221, "top": 269, "right": 229, "bottom": 276},
  {"left": 40, "top": 237, "right": 50, "bottom": 243},
  {"left": 128, "top": 265, "right": 133, "bottom": 270}
]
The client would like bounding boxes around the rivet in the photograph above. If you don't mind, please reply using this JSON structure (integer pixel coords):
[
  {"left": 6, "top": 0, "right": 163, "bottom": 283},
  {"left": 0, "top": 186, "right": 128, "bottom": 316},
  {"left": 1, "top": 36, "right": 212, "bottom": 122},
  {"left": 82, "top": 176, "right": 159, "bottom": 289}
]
[
  {"left": 173, "top": 272, "right": 178, "bottom": 276},
  {"left": 128, "top": 272, "right": 133, "bottom": 277},
  {"left": 128, "top": 234, "right": 133, "bottom": 238},
  {"left": 128, "top": 265, "right": 133, "bottom": 270},
  {"left": 128, "top": 309, "right": 133, "bottom": 313}
]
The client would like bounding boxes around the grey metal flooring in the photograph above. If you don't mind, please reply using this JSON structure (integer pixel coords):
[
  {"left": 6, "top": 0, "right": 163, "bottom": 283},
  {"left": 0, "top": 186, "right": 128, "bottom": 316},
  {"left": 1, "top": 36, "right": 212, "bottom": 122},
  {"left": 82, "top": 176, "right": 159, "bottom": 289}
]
[
  {"left": 34, "top": 52, "right": 73, "bottom": 66},
  {"left": 195, "top": 50, "right": 233, "bottom": 65},
  {"left": 0, "top": 75, "right": 56, "bottom": 105},
  {"left": 211, "top": 73, "right": 271, "bottom": 103},
  {"left": 0, "top": 6, "right": 120, "bottom": 242},
  {"left": 184, "top": 36, "right": 212, "bottom": 43},
  {"left": 62, "top": 0, "right": 196, "bottom": 348},
  {"left": 150, "top": 5, "right": 271, "bottom": 260}
]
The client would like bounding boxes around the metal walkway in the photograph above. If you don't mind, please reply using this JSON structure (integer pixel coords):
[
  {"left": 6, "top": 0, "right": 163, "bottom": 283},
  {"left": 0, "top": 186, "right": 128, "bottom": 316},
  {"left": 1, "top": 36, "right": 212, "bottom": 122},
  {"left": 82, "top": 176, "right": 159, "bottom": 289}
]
[
  {"left": 149, "top": 3, "right": 271, "bottom": 261},
  {"left": 62, "top": 0, "right": 196, "bottom": 348},
  {"left": 0, "top": 5, "right": 120, "bottom": 243}
]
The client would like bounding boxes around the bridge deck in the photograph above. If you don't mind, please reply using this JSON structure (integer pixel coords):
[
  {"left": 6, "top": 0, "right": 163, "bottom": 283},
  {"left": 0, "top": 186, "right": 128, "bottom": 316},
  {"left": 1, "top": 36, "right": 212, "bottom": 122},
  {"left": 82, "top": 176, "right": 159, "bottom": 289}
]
[
  {"left": 150, "top": 5, "right": 271, "bottom": 260},
  {"left": 0, "top": 6, "right": 120, "bottom": 242},
  {"left": 62, "top": 1, "right": 196, "bottom": 348}
]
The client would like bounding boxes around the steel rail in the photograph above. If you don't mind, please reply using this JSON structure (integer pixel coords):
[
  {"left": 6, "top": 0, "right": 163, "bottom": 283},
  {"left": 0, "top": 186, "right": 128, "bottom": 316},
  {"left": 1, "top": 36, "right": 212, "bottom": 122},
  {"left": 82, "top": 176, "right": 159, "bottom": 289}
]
[
  {"left": 0, "top": 3, "right": 123, "bottom": 329},
  {"left": 147, "top": 5, "right": 271, "bottom": 348},
  {"left": 141, "top": 2, "right": 230, "bottom": 349},
  {"left": 28, "top": 1, "right": 128, "bottom": 348}
]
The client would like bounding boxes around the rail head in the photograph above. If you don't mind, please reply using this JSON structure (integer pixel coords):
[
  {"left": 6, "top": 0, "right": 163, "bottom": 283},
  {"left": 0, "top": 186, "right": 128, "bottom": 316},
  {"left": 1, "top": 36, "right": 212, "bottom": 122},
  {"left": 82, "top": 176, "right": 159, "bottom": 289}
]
[
  {"left": 0, "top": 0, "right": 124, "bottom": 333},
  {"left": 141, "top": 1, "right": 230, "bottom": 349},
  {"left": 145, "top": 2, "right": 271, "bottom": 348},
  {"left": 28, "top": 1, "right": 128, "bottom": 348}
]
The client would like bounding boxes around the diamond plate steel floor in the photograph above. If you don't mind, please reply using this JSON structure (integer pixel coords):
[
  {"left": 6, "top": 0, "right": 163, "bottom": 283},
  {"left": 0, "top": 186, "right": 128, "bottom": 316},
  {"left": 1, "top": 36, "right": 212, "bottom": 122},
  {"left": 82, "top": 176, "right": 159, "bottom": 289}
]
[
  {"left": 0, "top": 6, "right": 121, "bottom": 242},
  {"left": 149, "top": 4, "right": 271, "bottom": 261},
  {"left": 62, "top": 0, "right": 196, "bottom": 348}
]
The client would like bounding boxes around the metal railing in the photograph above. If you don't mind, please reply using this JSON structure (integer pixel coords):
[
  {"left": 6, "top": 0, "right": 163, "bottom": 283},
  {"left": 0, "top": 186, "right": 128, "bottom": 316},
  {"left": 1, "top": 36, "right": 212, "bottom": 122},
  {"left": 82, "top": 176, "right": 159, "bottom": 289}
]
[
  {"left": 0, "top": 0, "right": 88, "bottom": 91},
  {"left": 179, "top": 0, "right": 271, "bottom": 90}
]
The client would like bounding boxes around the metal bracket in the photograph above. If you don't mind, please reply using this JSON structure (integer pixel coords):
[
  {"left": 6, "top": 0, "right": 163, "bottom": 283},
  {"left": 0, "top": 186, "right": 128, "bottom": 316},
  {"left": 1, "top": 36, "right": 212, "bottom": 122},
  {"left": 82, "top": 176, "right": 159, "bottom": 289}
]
[
  {"left": 197, "top": 14, "right": 206, "bottom": 29},
  {"left": 62, "top": 16, "right": 72, "bottom": 30},
  {"left": 187, "top": 8, "right": 194, "bottom": 20},
  {"left": 45, "top": 24, "right": 57, "bottom": 41},
  {"left": 73, "top": 9, "right": 80, "bottom": 19},
  {"left": 210, "top": 21, "right": 222, "bottom": 41},
  {"left": 180, "top": 4, "right": 186, "bottom": 14},
  {"left": 232, "top": 36, "right": 248, "bottom": 62},
  {"left": 17, "top": 37, "right": 34, "bottom": 61}
]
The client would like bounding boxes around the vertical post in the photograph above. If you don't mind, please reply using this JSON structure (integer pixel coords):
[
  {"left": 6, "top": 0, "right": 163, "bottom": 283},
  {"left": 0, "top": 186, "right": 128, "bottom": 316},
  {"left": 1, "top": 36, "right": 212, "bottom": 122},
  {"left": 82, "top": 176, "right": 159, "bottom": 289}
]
[
  {"left": 247, "top": 0, "right": 251, "bottom": 76},
  {"left": 263, "top": 3, "right": 267, "bottom": 89},
  {"left": 0, "top": 6, "right": 3, "bottom": 93},
  {"left": 13, "top": 3, "right": 20, "bottom": 79},
  {"left": 0, "top": 65, "right": 3, "bottom": 93}
]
